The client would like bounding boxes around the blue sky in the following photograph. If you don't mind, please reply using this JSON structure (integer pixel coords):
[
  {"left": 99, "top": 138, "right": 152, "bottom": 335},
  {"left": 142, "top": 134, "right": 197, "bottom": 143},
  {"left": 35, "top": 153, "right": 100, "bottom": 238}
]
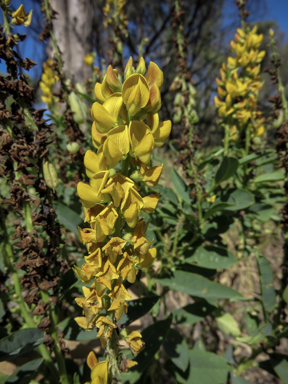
[{"left": 0, "top": 0, "right": 287, "bottom": 81}]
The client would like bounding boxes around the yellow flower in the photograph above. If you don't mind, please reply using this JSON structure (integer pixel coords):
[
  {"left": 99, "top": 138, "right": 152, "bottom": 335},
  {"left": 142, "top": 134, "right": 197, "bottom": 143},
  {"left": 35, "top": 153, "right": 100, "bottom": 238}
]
[
  {"left": 11, "top": 4, "right": 33, "bottom": 27},
  {"left": 122, "top": 74, "right": 150, "bottom": 116},
  {"left": 87, "top": 351, "right": 109, "bottom": 384},
  {"left": 84, "top": 52, "right": 95, "bottom": 66}
]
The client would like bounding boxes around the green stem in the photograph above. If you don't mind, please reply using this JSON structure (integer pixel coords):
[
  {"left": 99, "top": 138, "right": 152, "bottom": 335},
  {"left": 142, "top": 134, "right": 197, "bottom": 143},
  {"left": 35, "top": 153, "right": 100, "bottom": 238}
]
[
  {"left": 224, "top": 124, "right": 229, "bottom": 156},
  {"left": 245, "top": 125, "right": 250, "bottom": 157},
  {"left": 2, "top": 5, "right": 10, "bottom": 36},
  {"left": 41, "top": 291, "right": 70, "bottom": 384},
  {"left": 23, "top": 200, "right": 33, "bottom": 232}
]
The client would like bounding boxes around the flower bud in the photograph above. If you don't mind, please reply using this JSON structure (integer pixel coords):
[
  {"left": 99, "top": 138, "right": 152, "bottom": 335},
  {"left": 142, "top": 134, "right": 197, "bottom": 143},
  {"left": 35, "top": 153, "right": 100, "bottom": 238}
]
[
  {"left": 67, "top": 142, "right": 80, "bottom": 154},
  {"left": 272, "top": 109, "right": 283, "bottom": 129},
  {"left": 68, "top": 92, "right": 87, "bottom": 125},
  {"left": 43, "top": 160, "right": 58, "bottom": 192}
]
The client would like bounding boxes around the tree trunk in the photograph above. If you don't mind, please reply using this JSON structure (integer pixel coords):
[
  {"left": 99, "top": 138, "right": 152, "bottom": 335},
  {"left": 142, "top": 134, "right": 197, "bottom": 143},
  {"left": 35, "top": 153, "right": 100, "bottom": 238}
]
[{"left": 48, "top": 0, "right": 94, "bottom": 83}]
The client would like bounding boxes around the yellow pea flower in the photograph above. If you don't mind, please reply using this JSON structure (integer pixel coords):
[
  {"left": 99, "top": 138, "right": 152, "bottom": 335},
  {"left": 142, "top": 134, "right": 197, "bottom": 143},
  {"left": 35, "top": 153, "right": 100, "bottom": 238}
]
[
  {"left": 11, "top": 4, "right": 33, "bottom": 27},
  {"left": 129, "top": 121, "right": 154, "bottom": 163},
  {"left": 91, "top": 93, "right": 123, "bottom": 133},
  {"left": 122, "top": 74, "right": 150, "bottom": 116}
]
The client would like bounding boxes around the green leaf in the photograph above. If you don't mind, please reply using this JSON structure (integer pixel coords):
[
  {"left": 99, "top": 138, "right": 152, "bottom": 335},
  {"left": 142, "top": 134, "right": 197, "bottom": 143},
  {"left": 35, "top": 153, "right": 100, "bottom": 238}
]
[
  {"left": 269, "top": 353, "right": 288, "bottom": 384},
  {"left": 239, "top": 152, "right": 266, "bottom": 165},
  {"left": 254, "top": 172, "right": 284, "bottom": 183},
  {"left": 236, "top": 323, "right": 273, "bottom": 345},
  {"left": 119, "top": 296, "right": 159, "bottom": 327},
  {"left": 204, "top": 202, "right": 234, "bottom": 219},
  {"left": 257, "top": 256, "right": 276, "bottom": 313},
  {"left": 231, "top": 373, "right": 252, "bottom": 384},
  {"left": 0, "top": 373, "right": 9, "bottom": 384},
  {"left": 6, "top": 358, "right": 43, "bottom": 384},
  {"left": 170, "top": 169, "right": 191, "bottom": 204},
  {"left": 186, "top": 350, "right": 230, "bottom": 384},
  {"left": 247, "top": 203, "right": 274, "bottom": 222},
  {"left": 158, "top": 271, "right": 242, "bottom": 300},
  {"left": 185, "top": 246, "right": 237, "bottom": 269},
  {"left": 163, "top": 328, "right": 189, "bottom": 372},
  {"left": 54, "top": 201, "right": 83, "bottom": 235},
  {"left": 0, "top": 328, "right": 44, "bottom": 362},
  {"left": 59, "top": 318, "right": 98, "bottom": 341},
  {"left": 215, "top": 156, "right": 239, "bottom": 184},
  {"left": 121, "top": 316, "right": 172, "bottom": 383},
  {"left": 216, "top": 313, "right": 241, "bottom": 336},
  {"left": 173, "top": 300, "right": 216, "bottom": 325},
  {"left": 154, "top": 185, "right": 179, "bottom": 205},
  {"left": 224, "top": 189, "right": 254, "bottom": 211}
]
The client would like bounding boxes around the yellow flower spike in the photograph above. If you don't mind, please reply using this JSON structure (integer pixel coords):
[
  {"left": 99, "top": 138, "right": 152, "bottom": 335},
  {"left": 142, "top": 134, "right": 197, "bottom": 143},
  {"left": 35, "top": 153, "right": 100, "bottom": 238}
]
[
  {"left": 143, "top": 83, "right": 161, "bottom": 113},
  {"left": 95, "top": 316, "right": 117, "bottom": 339},
  {"left": 102, "top": 181, "right": 124, "bottom": 208},
  {"left": 235, "top": 43, "right": 245, "bottom": 57},
  {"left": 225, "top": 81, "right": 237, "bottom": 98},
  {"left": 256, "top": 50, "right": 266, "bottom": 63},
  {"left": 255, "top": 125, "right": 264, "bottom": 137},
  {"left": 125, "top": 331, "right": 145, "bottom": 356},
  {"left": 84, "top": 247, "right": 102, "bottom": 267},
  {"left": 102, "top": 237, "right": 126, "bottom": 264},
  {"left": 136, "top": 57, "right": 146, "bottom": 76},
  {"left": 237, "top": 28, "right": 246, "bottom": 38},
  {"left": 106, "top": 65, "right": 122, "bottom": 93},
  {"left": 124, "top": 56, "right": 134, "bottom": 79},
  {"left": 146, "top": 61, "right": 164, "bottom": 90},
  {"left": 74, "top": 317, "right": 93, "bottom": 331},
  {"left": 123, "top": 202, "right": 141, "bottom": 228},
  {"left": 94, "top": 83, "right": 106, "bottom": 104},
  {"left": 96, "top": 260, "right": 119, "bottom": 289},
  {"left": 89, "top": 171, "right": 110, "bottom": 199},
  {"left": 81, "top": 263, "right": 101, "bottom": 281},
  {"left": 152, "top": 120, "right": 172, "bottom": 147},
  {"left": 90, "top": 360, "right": 109, "bottom": 384},
  {"left": 214, "top": 96, "right": 224, "bottom": 108},
  {"left": 109, "top": 279, "right": 132, "bottom": 302},
  {"left": 101, "top": 74, "right": 114, "bottom": 99},
  {"left": 91, "top": 93, "right": 123, "bottom": 133},
  {"left": 11, "top": 4, "right": 33, "bottom": 27},
  {"left": 131, "top": 220, "right": 147, "bottom": 248},
  {"left": 105, "top": 173, "right": 137, "bottom": 193},
  {"left": 84, "top": 53, "right": 94, "bottom": 66},
  {"left": 129, "top": 121, "right": 154, "bottom": 163},
  {"left": 122, "top": 74, "right": 150, "bottom": 116},
  {"left": 85, "top": 205, "right": 106, "bottom": 224},
  {"left": 142, "top": 194, "right": 160, "bottom": 213},
  {"left": 95, "top": 203, "right": 118, "bottom": 241},
  {"left": 78, "top": 227, "right": 97, "bottom": 245},
  {"left": 84, "top": 150, "right": 107, "bottom": 178},
  {"left": 217, "top": 87, "right": 226, "bottom": 98},
  {"left": 103, "top": 139, "right": 123, "bottom": 168},
  {"left": 215, "top": 78, "right": 223, "bottom": 86},
  {"left": 72, "top": 265, "right": 93, "bottom": 283},
  {"left": 230, "top": 40, "right": 236, "bottom": 51},
  {"left": 137, "top": 247, "right": 157, "bottom": 270},
  {"left": 117, "top": 253, "right": 138, "bottom": 284},
  {"left": 93, "top": 279, "right": 106, "bottom": 297},
  {"left": 121, "top": 186, "right": 144, "bottom": 215},
  {"left": 147, "top": 112, "right": 160, "bottom": 132},
  {"left": 227, "top": 57, "right": 237, "bottom": 68},
  {"left": 107, "top": 125, "right": 130, "bottom": 156},
  {"left": 77, "top": 182, "right": 104, "bottom": 209},
  {"left": 141, "top": 165, "right": 163, "bottom": 187},
  {"left": 219, "top": 68, "right": 226, "bottom": 82}
]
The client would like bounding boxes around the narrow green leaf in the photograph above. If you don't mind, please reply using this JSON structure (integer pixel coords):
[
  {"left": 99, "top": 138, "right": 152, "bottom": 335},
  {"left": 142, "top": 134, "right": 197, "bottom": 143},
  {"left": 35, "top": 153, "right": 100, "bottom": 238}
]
[
  {"left": 158, "top": 271, "right": 242, "bottom": 300},
  {"left": 224, "top": 189, "right": 254, "bottom": 211},
  {"left": 54, "top": 201, "right": 83, "bottom": 235},
  {"left": 269, "top": 353, "right": 288, "bottom": 384},
  {"left": 173, "top": 300, "right": 216, "bottom": 325},
  {"left": 119, "top": 296, "right": 159, "bottom": 327},
  {"left": 163, "top": 328, "right": 189, "bottom": 372},
  {"left": 231, "top": 373, "right": 252, "bottom": 384},
  {"left": 204, "top": 202, "right": 234, "bottom": 219},
  {"left": 254, "top": 172, "right": 284, "bottom": 183},
  {"left": 170, "top": 169, "right": 191, "bottom": 204},
  {"left": 236, "top": 323, "right": 273, "bottom": 345},
  {"left": 6, "top": 358, "right": 43, "bottom": 384},
  {"left": 186, "top": 350, "right": 230, "bottom": 384},
  {"left": 215, "top": 156, "right": 239, "bottom": 184},
  {"left": 216, "top": 313, "right": 241, "bottom": 336},
  {"left": 0, "top": 329, "right": 44, "bottom": 362},
  {"left": 185, "top": 246, "right": 237, "bottom": 269},
  {"left": 257, "top": 256, "right": 276, "bottom": 313}
]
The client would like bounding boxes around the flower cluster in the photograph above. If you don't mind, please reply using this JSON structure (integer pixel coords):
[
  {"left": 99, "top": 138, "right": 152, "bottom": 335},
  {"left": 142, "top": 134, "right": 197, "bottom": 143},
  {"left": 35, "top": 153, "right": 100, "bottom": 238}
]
[
  {"left": 40, "top": 59, "right": 59, "bottom": 107},
  {"left": 11, "top": 4, "right": 32, "bottom": 27},
  {"left": 73, "top": 57, "right": 171, "bottom": 377},
  {"left": 103, "top": 0, "right": 128, "bottom": 29},
  {"left": 214, "top": 26, "right": 265, "bottom": 139}
]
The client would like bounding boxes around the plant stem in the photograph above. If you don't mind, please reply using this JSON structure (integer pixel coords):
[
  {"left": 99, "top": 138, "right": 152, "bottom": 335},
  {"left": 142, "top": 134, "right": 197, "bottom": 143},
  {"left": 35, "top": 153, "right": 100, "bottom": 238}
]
[
  {"left": 2, "top": 4, "right": 10, "bottom": 36},
  {"left": 41, "top": 291, "right": 70, "bottom": 384},
  {"left": 224, "top": 124, "right": 230, "bottom": 156}
]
